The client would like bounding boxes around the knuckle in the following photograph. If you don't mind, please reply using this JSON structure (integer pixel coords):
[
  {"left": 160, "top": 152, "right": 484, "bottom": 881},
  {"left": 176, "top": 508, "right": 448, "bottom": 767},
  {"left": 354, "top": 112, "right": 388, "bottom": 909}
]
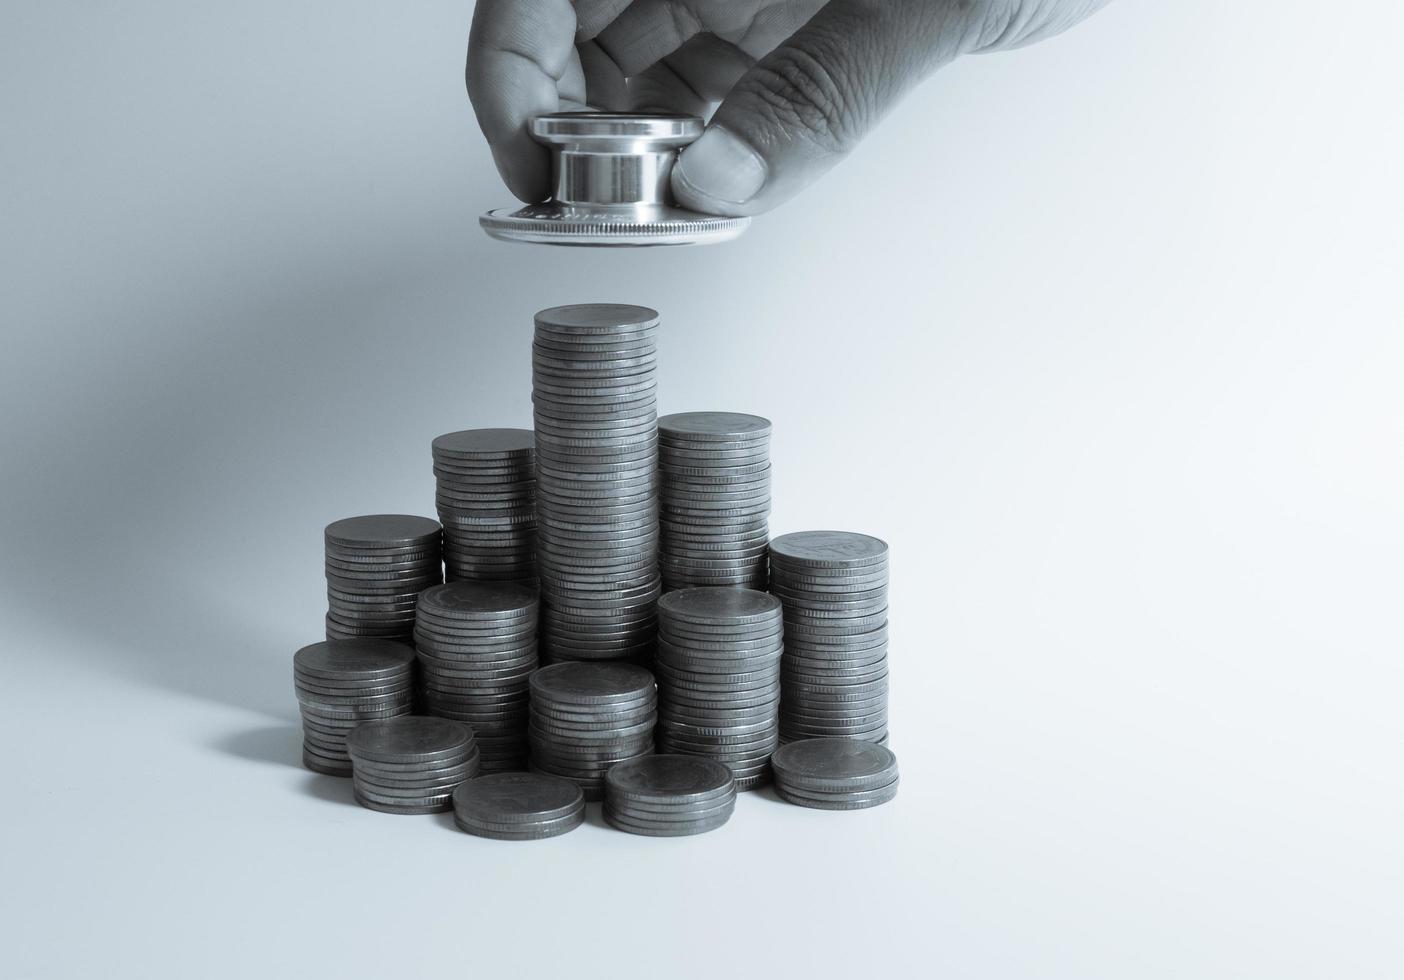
[{"left": 739, "top": 35, "right": 871, "bottom": 154}]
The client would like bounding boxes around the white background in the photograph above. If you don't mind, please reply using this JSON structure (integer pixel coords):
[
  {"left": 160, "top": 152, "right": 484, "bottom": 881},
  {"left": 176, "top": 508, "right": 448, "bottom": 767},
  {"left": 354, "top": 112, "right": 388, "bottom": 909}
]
[{"left": 2, "top": 2, "right": 1401, "bottom": 977}]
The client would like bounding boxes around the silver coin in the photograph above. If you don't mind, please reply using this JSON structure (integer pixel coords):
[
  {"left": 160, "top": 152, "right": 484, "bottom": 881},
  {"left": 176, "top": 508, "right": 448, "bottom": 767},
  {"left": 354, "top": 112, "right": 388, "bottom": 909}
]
[
  {"left": 768, "top": 531, "right": 888, "bottom": 568},
  {"left": 293, "top": 639, "right": 415, "bottom": 679},
  {"left": 453, "top": 813, "right": 584, "bottom": 840},
  {"left": 775, "top": 781, "right": 899, "bottom": 811},
  {"left": 657, "top": 587, "right": 781, "bottom": 628},
  {"left": 604, "top": 754, "right": 735, "bottom": 804},
  {"left": 325, "top": 514, "right": 442, "bottom": 550},
  {"left": 657, "top": 412, "right": 770, "bottom": 441},
  {"left": 770, "top": 737, "right": 899, "bottom": 792},
  {"left": 654, "top": 407, "right": 769, "bottom": 435},
  {"left": 602, "top": 806, "right": 733, "bottom": 837},
  {"left": 345, "top": 716, "right": 474, "bottom": 764}
]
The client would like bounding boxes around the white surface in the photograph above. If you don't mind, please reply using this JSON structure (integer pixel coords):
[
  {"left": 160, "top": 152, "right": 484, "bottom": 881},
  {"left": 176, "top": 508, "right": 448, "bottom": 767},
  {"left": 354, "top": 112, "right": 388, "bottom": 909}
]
[{"left": 2, "top": 2, "right": 1401, "bottom": 978}]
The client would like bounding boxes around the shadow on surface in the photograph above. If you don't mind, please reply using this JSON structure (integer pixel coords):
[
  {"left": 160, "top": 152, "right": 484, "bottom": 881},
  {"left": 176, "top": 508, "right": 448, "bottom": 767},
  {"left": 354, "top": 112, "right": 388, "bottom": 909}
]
[
  {"left": 215, "top": 724, "right": 303, "bottom": 767},
  {"left": 300, "top": 771, "right": 358, "bottom": 807},
  {"left": 0, "top": 214, "right": 505, "bottom": 723}
]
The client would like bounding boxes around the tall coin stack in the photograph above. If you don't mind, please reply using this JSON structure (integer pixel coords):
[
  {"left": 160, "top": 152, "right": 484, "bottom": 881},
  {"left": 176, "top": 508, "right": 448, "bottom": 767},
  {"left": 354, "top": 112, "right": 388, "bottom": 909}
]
[
  {"left": 324, "top": 515, "right": 443, "bottom": 642},
  {"left": 769, "top": 531, "right": 890, "bottom": 745},
  {"left": 293, "top": 639, "right": 417, "bottom": 776},
  {"left": 528, "top": 662, "right": 658, "bottom": 801},
  {"left": 431, "top": 428, "right": 537, "bottom": 584},
  {"left": 655, "top": 588, "right": 783, "bottom": 789},
  {"left": 531, "top": 304, "right": 661, "bottom": 664},
  {"left": 414, "top": 581, "right": 538, "bottom": 773},
  {"left": 658, "top": 412, "right": 772, "bottom": 592}
]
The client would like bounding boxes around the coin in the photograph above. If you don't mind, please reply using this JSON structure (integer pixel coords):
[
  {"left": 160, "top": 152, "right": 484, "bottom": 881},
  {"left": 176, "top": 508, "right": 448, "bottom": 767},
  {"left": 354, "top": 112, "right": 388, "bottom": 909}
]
[
  {"left": 603, "top": 755, "right": 737, "bottom": 836},
  {"left": 345, "top": 716, "right": 474, "bottom": 764},
  {"left": 528, "top": 660, "right": 659, "bottom": 798},
  {"left": 432, "top": 429, "right": 537, "bottom": 585},
  {"left": 775, "top": 779, "right": 899, "bottom": 810},
  {"left": 432, "top": 428, "right": 534, "bottom": 458},
  {"left": 605, "top": 754, "right": 735, "bottom": 803},
  {"left": 771, "top": 738, "right": 899, "bottom": 793},
  {"left": 657, "top": 414, "right": 771, "bottom": 592},
  {"left": 324, "top": 515, "right": 442, "bottom": 643},
  {"left": 453, "top": 812, "right": 584, "bottom": 840}
]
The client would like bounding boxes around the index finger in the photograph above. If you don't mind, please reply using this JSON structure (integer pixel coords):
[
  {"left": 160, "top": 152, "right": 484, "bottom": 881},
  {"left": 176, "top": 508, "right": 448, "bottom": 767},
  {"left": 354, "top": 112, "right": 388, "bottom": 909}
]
[{"left": 467, "top": 0, "right": 579, "bottom": 202}]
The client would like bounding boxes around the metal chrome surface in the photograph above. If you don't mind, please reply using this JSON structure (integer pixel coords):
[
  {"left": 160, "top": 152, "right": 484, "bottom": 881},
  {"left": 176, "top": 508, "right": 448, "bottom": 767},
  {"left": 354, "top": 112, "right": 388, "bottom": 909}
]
[{"left": 481, "top": 112, "right": 750, "bottom": 247}]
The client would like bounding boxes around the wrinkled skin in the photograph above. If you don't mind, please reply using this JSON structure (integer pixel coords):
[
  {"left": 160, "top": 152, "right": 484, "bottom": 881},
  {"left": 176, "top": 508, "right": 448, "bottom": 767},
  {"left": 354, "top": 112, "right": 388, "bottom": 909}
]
[{"left": 467, "top": 0, "right": 1112, "bottom": 215}]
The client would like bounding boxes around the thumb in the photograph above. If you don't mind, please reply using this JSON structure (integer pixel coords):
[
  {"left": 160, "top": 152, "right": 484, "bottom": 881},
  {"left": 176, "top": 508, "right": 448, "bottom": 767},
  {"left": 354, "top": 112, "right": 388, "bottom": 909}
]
[{"left": 671, "top": 0, "right": 988, "bottom": 216}]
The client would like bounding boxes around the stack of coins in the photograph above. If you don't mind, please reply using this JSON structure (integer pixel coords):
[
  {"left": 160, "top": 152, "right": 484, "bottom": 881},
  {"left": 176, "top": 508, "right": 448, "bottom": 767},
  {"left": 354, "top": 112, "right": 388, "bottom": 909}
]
[
  {"left": 769, "top": 531, "right": 890, "bottom": 744},
  {"left": 658, "top": 412, "right": 772, "bottom": 592},
  {"left": 528, "top": 662, "right": 657, "bottom": 801},
  {"left": 604, "top": 755, "right": 737, "bottom": 837},
  {"left": 414, "top": 581, "right": 538, "bottom": 772},
  {"left": 431, "top": 428, "right": 537, "bottom": 584},
  {"left": 324, "top": 515, "right": 443, "bottom": 642},
  {"left": 655, "top": 588, "right": 782, "bottom": 789},
  {"left": 346, "top": 716, "right": 480, "bottom": 814},
  {"left": 293, "top": 639, "right": 417, "bottom": 776},
  {"left": 771, "top": 738, "right": 900, "bottom": 810},
  {"left": 451, "top": 772, "right": 585, "bottom": 841},
  {"left": 531, "top": 304, "right": 661, "bottom": 663}
]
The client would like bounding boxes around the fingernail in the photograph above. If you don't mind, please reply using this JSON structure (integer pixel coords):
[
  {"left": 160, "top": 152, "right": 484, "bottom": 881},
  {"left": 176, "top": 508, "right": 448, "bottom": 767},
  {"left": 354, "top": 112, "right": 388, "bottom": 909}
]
[{"left": 674, "top": 127, "right": 767, "bottom": 205}]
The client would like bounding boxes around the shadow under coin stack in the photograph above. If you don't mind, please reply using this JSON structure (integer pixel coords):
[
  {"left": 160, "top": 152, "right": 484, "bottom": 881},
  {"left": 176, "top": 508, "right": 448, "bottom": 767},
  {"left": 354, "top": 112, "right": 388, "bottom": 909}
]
[
  {"left": 451, "top": 771, "right": 585, "bottom": 841},
  {"left": 324, "top": 515, "right": 443, "bottom": 642},
  {"left": 655, "top": 587, "right": 783, "bottom": 789},
  {"left": 658, "top": 412, "right": 772, "bottom": 592},
  {"left": 346, "top": 716, "right": 480, "bottom": 814},
  {"left": 769, "top": 531, "right": 890, "bottom": 745},
  {"left": 414, "top": 581, "right": 538, "bottom": 773},
  {"left": 431, "top": 428, "right": 537, "bottom": 584},
  {"left": 528, "top": 662, "right": 657, "bottom": 801},
  {"left": 604, "top": 755, "right": 737, "bottom": 837},
  {"left": 531, "top": 304, "right": 661, "bottom": 664},
  {"left": 771, "top": 738, "right": 900, "bottom": 810},
  {"left": 293, "top": 639, "right": 416, "bottom": 776}
]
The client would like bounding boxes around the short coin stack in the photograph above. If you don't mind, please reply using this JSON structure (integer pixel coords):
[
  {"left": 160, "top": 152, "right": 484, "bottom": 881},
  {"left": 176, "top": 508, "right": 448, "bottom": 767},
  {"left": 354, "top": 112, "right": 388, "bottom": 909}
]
[
  {"left": 431, "top": 428, "right": 537, "bottom": 584},
  {"left": 655, "top": 588, "right": 783, "bottom": 790},
  {"left": 346, "top": 716, "right": 480, "bottom": 814},
  {"left": 658, "top": 412, "right": 771, "bottom": 591},
  {"left": 324, "top": 515, "right": 443, "bottom": 642},
  {"left": 293, "top": 639, "right": 417, "bottom": 776},
  {"left": 771, "top": 738, "right": 900, "bottom": 810},
  {"left": 414, "top": 581, "right": 538, "bottom": 773},
  {"left": 769, "top": 531, "right": 890, "bottom": 744},
  {"left": 452, "top": 772, "right": 585, "bottom": 841},
  {"left": 528, "top": 662, "right": 657, "bottom": 801},
  {"left": 531, "top": 304, "right": 661, "bottom": 664},
  {"left": 604, "top": 755, "right": 737, "bottom": 837}
]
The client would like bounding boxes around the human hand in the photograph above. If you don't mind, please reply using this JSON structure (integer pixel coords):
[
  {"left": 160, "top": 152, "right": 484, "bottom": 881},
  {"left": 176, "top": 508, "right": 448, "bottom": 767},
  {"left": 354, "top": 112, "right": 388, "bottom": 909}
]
[{"left": 467, "top": 1, "right": 1112, "bottom": 216}]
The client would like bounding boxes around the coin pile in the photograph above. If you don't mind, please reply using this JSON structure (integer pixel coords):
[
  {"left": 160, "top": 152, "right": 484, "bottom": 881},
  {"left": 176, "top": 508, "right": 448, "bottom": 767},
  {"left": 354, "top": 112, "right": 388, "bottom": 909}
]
[
  {"left": 324, "top": 515, "right": 443, "bottom": 642},
  {"left": 655, "top": 587, "right": 782, "bottom": 790},
  {"left": 431, "top": 428, "right": 537, "bottom": 584},
  {"left": 604, "top": 755, "right": 737, "bottom": 836},
  {"left": 346, "top": 716, "right": 480, "bottom": 814},
  {"left": 528, "top": 662, "right": 657, "bottom": 801},
  {"left": 294, "top": 639, "right": 417, "bottom": 776},
  {"left": 414, "top": 581, "right": 538, "bottom": 773},
  {"left": 451, "top": 771, "right": 585, "bottom": 841},
  {"left": 771, "top": 738, "right": 900, "bottom": 810},
  {"left": 531, "top": 304, "right": 661, "bottom": 663},
  {"left": 658, "top": 412, "right": 771, "bottom": 591},
  {"left": 769, "top": 531, "right": 890, "bottom": 744}
]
